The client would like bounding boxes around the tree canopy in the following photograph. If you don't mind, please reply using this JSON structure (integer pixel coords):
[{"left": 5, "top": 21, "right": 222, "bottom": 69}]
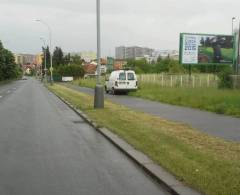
[{"left": 0, "top": 40, "right": 22, "bottom": 81}]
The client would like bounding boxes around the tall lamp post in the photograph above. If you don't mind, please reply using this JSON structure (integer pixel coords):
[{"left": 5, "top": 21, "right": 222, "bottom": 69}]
[
  {"left": 232, "top": 17, "right": 236, "bottom": 35},
  {"left": 237, "top": 21, "right": 240, "bottom": 74},
  {"left": 232, "top": 17, "right": 236, "bottom": 72},
  {"left": 40, "top": 37, "right": 47, "bottom": 82},
  {"left": 35, "top": 19, "right": 53, "bottom": 85},
  {"left": 94, "top": 0, "right": 104, "bottom": 108}
]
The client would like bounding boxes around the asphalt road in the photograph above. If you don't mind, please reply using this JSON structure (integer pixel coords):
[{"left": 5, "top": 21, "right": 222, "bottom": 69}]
[
  {"left": 0, "top": 79, "right": 168, "bottom": 195},
  {"left": 62, "top": 83, "right": 240, "bottom": 142}
]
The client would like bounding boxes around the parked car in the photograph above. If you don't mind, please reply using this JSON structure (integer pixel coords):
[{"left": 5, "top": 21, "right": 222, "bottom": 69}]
[{"left": 105, "top": 70, "right": 138, "bottom": 94}]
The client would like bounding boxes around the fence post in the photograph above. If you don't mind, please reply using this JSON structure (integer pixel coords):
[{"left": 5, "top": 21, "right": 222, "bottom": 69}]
[
  {"left": 207, "top": 74, "right": 210, "bottom": 87},
  {"left": 192, "top": 75, "right": 195, "bottom": 88},
  {"left": 180, "top": 75, "right": 183, "bottom": 87},
  {"left": 161, "top": 74, "right": 164, "bottom": 87},
  {"left": 171, "top": 75, "right": 173, "bottom": 88}
]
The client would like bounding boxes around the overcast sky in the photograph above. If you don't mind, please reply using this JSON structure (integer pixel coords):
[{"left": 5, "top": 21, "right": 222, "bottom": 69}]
[{"left": 0, "top": 0, "right": 239, "bottom": 56}]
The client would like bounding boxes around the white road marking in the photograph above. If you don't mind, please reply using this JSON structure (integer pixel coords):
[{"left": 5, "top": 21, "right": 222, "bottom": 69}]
[
  {"left": 0, "top": 95, "right": 2, "bottom": 98},
  {"left": 7, "top": 90, "right": 11, "bottom": 93}
]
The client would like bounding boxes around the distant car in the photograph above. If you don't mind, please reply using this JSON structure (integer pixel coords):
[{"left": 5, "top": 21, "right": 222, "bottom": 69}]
[
  {"left": 105, "top": 70, "right": 138, "bottom": 94},
  {"left": 22, "top": 76, "right": 27, "bottom": 80}
]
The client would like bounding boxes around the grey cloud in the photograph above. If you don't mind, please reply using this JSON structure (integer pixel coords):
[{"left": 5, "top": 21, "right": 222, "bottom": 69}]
[{"left": 0, "top": 0, "right": 239, "bottom": 56}]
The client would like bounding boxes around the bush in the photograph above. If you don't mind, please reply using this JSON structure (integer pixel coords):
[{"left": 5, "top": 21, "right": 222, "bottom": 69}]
[
  {"left": 55, "top": 64, "right": 85, "bottom": 79},
  {"left": 218, "top": 68, "right": 233, "bottom": 89}
]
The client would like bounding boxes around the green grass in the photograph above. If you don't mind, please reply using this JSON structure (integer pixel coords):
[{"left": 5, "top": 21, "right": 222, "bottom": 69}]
[
  {"left": 0, "top": 79, "right": 14, "bottom": 86},
  {"left": 73, "top": 78, "right": 240, "bottom": 117},
  {"left": 48, "top": 84, "right": 240, "bottom": 195},
  {"left": 72, "top": 78, "right": 104, "bottom": 89},
  {"left": 129, "top": 83, "right": 240, "bottom": 117}
]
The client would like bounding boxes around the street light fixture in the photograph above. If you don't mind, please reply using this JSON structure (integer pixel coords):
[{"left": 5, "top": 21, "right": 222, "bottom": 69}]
[
  {"left": 35, "top": 19, "right": 53, "bottom": 85},
  {"left": 40, "top": 37, "right": 47, "bottom": 82},
  {"left": 94, "top": 0, "right": 104, "bottom": 108}
]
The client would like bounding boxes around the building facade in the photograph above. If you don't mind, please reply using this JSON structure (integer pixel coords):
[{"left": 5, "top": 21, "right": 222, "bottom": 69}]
[
  {"left": 115, "top": 46, "right": 154, "bottom": 60},
  {"left": 80, "top": 51, "right": 97, "bottom": 63},
  {"left": 14, "top": 54, "right": 37, "bottom": 65}
]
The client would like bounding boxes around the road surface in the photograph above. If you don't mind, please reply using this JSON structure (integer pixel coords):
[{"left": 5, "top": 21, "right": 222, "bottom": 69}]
[
  {"left": 62, "top": 83, "right": 240, "bottom": 142},
  {"left": 0, "top": 79, "right": 168, "bottom": 195}
]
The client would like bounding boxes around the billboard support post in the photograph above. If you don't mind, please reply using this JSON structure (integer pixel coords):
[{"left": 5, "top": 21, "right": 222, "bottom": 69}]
[{"left": 237, "top": 22, "right": 240, "bottom": 74}]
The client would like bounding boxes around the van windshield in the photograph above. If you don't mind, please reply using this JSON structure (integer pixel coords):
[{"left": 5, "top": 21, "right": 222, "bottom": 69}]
[
  {"left": 127, "top": 73, "right": 135, "bottom": 80},
  {"left": 119, "top": 73, "right": 126, "bottom": 80}
]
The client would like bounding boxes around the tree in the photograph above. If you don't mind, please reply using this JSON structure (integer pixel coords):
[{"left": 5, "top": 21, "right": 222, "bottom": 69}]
[
  {"left": 42, "top": 46, "right": 51, "bottom": 70},
  {"left": 63, "top": 53, "right": 71, "bottom": 65},
  {"left": 71, "top": 54, "right": 83, "bottom": 65},
  {"left": 0, "top": 40, "right": 21, "bottom": 81},
  {"left": 157, "top": 55, "right": 162, "bottom": 63},
  {"left": 56, "top": 64, "right": 84, "bottom": 78},
  {"left": 53, "top": 47, "right": 64, "bottom": 67}
]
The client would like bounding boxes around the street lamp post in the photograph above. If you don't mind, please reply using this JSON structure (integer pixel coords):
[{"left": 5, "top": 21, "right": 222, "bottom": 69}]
[
  {"left": 232, "top": 17, "right": 236, "bottom": 35},
  {"left": 94, "top": 0, "right": 104, "bottom": 108},
  {"left": 237, "top": 21, "right": 240, "bottom": 74},
  {"left": 40, "top": 37, "right": 47, "bottom": 82},
  {"left": 35, "top": 19, "right": 53, "bottom": 85}
]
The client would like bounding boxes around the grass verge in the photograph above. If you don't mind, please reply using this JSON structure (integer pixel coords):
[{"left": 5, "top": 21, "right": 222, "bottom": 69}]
[
  {"left": 73, "top": 78, "right": 240, "bottom": 117},
  {"left": 48, "top": 84, "right": 240, "bottom": 195},
  {"left": 129, "top": 83, "right": 240, "bottom": 117}
]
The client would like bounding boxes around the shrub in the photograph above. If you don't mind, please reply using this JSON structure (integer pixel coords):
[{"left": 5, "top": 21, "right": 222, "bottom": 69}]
[
  {"left": 55, "top": 64, "right": 85, "bottom": 79},
  {"left": 218, "top": 68, "right": 233, "bottom": 89}
]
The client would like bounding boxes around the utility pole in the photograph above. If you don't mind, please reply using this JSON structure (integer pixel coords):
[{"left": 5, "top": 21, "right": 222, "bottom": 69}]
[
  {"left": 237, "top": 21, "right": 240, "bottom": 74},
  {"left": 232, "top": 17, "right": 236, "bottom": 35},
  {"left": 40, "top": 37, "right": 47, "bottom": 83},
  {"left": 35, "top": 19, "right": 53, "bottom": 85},
  {"left": 94, "top": 0, "right": 104, "bottom": 109}
]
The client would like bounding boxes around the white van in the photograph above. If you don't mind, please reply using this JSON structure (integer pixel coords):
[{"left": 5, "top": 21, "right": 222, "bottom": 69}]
[{"left": 105, "top": 70, "right": 138, "bottom": 94}]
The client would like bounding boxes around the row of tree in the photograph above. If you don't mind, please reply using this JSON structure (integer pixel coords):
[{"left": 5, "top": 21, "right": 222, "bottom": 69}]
[
  {"left": 126, "top": 56, "right": 231, "bottom": 74},
  {"left": 43, "top": 45, "right": 231, "bottom": 77},
  {"left": 42, "top": 46, "right": 84, "bottom": 78},
  {"left": 0, "top": 41, "right": 22, "bottom": 81}
]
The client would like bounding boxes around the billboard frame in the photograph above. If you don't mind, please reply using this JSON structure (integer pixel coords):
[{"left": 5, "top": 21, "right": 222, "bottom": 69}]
[{"left": 179, "top": 33, "right": 236, "bottom": 65}]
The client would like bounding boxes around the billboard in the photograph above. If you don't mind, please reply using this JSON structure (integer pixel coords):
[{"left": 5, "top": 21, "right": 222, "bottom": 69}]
[{"left": 180, "top": 33, "right": 235, "bottom": 65}]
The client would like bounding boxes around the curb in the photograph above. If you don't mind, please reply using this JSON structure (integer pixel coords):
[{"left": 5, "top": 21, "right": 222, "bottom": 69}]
[{"left": 50, "top": 90, "right": 201, "bottom": 195}]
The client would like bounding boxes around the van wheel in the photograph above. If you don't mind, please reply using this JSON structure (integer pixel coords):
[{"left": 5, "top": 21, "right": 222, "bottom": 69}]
[
  {"left": 111, "top": 88, "right": 115, "bottom": 95},
  {"left": 105, "top": 86, "right": 109, "bottom": 94}
]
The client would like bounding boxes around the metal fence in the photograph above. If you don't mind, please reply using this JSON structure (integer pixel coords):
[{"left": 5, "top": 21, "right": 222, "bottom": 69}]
[{"left": 137, "top": 74, "right": 218, "bottom": 88}]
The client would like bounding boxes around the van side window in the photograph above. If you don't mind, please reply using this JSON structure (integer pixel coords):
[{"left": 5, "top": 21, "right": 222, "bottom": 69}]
[
  {"left": 119, "top": 73, "right": 126, "bottom": 80},
  {"left": 127, "top": 73, "right": 135, "bottom": 80}
]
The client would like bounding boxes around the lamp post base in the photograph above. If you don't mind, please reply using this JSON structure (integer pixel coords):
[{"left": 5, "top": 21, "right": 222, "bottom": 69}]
[{"left": 94, "top": 85, "right": 104, "bottom": 109}]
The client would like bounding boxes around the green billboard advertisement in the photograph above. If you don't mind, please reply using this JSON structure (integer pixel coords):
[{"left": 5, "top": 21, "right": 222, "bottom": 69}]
[{"left": 180, "top": 33, "right": 235, "bottom": 65}]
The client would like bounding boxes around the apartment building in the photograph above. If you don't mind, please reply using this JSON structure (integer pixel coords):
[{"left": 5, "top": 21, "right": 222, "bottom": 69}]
[
  {"left": 115, "top": 46, "right": 154, "bottom": 59},
  {"left": 14, "top": 54, "right": 36, "bottom": 65}
]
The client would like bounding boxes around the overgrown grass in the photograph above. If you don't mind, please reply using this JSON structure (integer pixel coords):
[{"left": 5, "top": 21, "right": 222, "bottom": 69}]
[
  {"left": 73, "top": 78, "right": 240, "bottom": 117},
  {"left": 48, "top": 84, "right": 240, "bottom": 195},
  {"left": 0, "top": 79, "right": 14, "bottom": 86},
  {"left": 72, "top": 78, "right": 104, "bottom": 89},
  {"left": 129, "top": 83, "right": 240, "bottom": 117}
]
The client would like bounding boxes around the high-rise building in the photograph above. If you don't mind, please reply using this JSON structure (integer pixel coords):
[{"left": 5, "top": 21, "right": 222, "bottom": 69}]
[
  {"left": 115, "top": 46, "right": 126, "bottom": 59},
  {"left": 115, "top": 46, "right": 154, "bottom": 59}
]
